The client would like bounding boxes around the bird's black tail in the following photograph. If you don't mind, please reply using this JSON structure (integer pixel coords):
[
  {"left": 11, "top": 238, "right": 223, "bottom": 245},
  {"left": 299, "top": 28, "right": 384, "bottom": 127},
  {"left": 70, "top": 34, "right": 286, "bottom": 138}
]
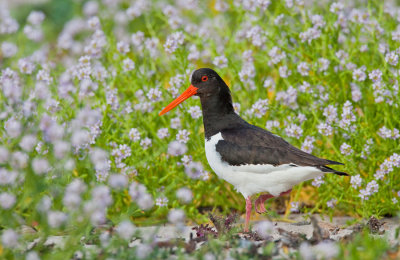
[
  {"left": 318, "top": 165, "right": 349, "bottom": 176},
  {"left": 325, "top": 159, "right": 344, "bottom": 165}
]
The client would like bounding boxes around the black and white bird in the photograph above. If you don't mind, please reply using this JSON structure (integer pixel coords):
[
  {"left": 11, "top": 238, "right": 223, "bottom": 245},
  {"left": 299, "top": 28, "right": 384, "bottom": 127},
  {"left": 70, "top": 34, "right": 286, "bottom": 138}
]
[{"left": 159, "top": 68, "right": 348, "bottom": 232}]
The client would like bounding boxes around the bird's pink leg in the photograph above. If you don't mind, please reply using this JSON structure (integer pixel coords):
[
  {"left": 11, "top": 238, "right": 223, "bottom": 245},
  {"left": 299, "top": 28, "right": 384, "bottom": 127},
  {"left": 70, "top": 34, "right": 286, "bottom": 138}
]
[
  {"left": 255, "top": 189, "right": 292, "bottom": 214},
  {"left": 244, "top": 196, "right": 252, "bottom": 232}
]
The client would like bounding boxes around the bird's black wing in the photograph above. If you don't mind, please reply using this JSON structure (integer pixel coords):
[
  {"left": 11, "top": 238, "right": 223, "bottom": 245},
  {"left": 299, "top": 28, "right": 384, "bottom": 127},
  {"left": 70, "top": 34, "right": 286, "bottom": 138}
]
[{"left": 216, "top": 126, "right": 347, "bottom": 175}]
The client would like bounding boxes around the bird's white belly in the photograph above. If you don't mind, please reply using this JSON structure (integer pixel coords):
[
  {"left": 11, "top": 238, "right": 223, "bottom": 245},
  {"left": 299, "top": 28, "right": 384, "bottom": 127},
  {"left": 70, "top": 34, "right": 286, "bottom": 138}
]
[{"left": 205, "top": 133, "right": 324, "bottom": 198}]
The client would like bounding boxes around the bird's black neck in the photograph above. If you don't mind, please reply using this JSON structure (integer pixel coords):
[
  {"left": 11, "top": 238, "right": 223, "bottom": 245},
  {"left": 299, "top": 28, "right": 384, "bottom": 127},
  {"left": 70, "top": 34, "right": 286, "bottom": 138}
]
[{"left": 199, "top": 88, "right": 247, "bottom": 140}]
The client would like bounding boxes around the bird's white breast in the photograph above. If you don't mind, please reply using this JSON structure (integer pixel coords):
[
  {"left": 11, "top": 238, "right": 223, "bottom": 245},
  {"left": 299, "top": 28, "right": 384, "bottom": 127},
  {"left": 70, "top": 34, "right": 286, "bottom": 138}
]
[{"left": 205, "top": 133, "right": 324, "bottom": 198}]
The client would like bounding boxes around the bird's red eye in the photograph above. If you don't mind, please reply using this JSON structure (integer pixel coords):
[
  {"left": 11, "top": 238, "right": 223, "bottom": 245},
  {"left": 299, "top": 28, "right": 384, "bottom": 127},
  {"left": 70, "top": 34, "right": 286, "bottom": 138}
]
[{"left": 201, "top": 76, "right": 208, "bottom": 82}]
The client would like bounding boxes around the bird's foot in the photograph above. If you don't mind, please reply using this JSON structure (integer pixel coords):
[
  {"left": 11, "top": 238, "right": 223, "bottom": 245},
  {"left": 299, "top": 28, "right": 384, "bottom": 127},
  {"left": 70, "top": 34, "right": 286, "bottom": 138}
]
[{"left": 254, "top": 194, "right": 274, "bottom": 214}]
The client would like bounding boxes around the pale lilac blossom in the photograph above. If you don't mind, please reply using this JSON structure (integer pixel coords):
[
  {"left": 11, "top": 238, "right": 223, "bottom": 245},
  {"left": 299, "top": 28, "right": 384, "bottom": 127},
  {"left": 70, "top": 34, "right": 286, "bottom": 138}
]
[
  {"left": 157, "top": 128, "right": 170, "bottom": 139},
  {"left": 340, "top": 143, "right": 353, "bottom": 156},
  {"left": 168, "top": 141, "right": 187, "bottom": 156},
  {"left": 350, "top": 174, "right": 362, "bottom": 188},
  {"left": 212, "top": 56, "right": 228, "bottom": 68},
  {"left": 286, "top": 124, "right": 303, "bottom": 139},
  {"left": 156, "top": 196, "right": 169, "bottom": 207},
  {"left": 176, "top": 129, "right": 190, "bottom": 144},
  {"left": 176, "top": 187, "right": 193, "bottom": 204},
  {"left": 129, "top": 128, "right": 141, "bottom": 142},
  {"left": 116, "top": 220, "right": 136, "bottom": 240},
  {"left": 140, "top": 137, "right": 152, "bottom": 150},
  {"left": 1, "top": 229, "right": 18, "bottom": 248},
  {"left": 0, "top": 192, "right": 16, "bottom": 209},
  {"left": 312, "top": 176, "right": 324, "bottom": 187}
]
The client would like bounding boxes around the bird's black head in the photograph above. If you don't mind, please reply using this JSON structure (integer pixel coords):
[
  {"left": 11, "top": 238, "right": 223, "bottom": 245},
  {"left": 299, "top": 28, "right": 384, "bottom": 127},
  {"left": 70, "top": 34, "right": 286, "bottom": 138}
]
[
  {"left": 159, "top": 68, "right": 233, "bottom": 116},
  {"left": 190, "top": 68, "right": 226, "bottom": 97}
]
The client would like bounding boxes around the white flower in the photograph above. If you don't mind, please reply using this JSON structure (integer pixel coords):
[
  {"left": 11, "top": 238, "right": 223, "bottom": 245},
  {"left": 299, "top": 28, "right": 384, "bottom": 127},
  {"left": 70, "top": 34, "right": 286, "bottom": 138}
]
[
  {"left": 168, "top": 209, "right": 185, "bottom": 224},
  {"left": 137, "top": 193, "right": 154, "bottom": 210},
  {"left": 26, "top": 251, "right": 40, "bottom": 260},
  {"left": 212, "top": 56, "right": 228, "bottom": 68},
  {"left": 63, "top": 193, "right": 82, "bottom": 210},
  {"left": 32, "top": 157, "right": 50, "bottom": 175},
  {"left": 1, "top": 229, "right": 18, "bottom": 248},
  {"left": 0, "top": 192, "right": 16, "bottom": 209},
  {"left": 108, "top": 174, "right": 128, "bottom": 189},
  {"left": 92, "top": 185, "right": 112, "bottom": 208},
  {"left": 123, "top": 58, "right": 135, "bottom": 72},
  {"left": 340, "top": 143, "right": 353, "bottom": 156},
  {"left": 176, "top": 129, "right": 190, "bottom": 144},
  {"left": 286, "top": 124, "right": 303, "bottom": 139},
  {"left": 47, "top": 211, "right": 68, "bottom": 228},
  {"left": 297, "top": 62, "right": 310, "bottom": 76},
  {"left": 253, "top": 221, "right": 274, "bottom": 239},
  {"left": 164, "top": 31, "right": 184, "bottom": 53},
  {"left": 11, "top": 151, "right": 29, "bottom": 169},
  {"left": 176, "top": 187, "right": 193, "bottom": 204},
  {"left": 54, "top": 141, "right": 70, "bottom": 159},
  {"left": 116, "top": 220, "right": 136, "bottom": 240},
  {"left": 1, "top": 42, "right": 18, "bottom": 58},
  {"left": 157, "top": 128, "right": 170, "bottom": 139},
  {"left": 0, "top": 146, "right": 9, "bottom": 164},
  {"left": 5, "top": 117, "right": 21, "bottom": 138},
  {"left": 19, "top": 134, "right": 37, "bottom": 152},
  {"left": 350, "top": 174, "right": 362, "bottom": 188},
  {"left": 129, "top": 128, "right": 141, "bottom": 142},
  {"left": 135, "top": 244, "right": 153, "bottom": 259},
  {"left": 27, "top": 11, "right": 45, "bottom": 25},
  {"left": 116, "top": 41, "right": 130, "bottom": 54}
]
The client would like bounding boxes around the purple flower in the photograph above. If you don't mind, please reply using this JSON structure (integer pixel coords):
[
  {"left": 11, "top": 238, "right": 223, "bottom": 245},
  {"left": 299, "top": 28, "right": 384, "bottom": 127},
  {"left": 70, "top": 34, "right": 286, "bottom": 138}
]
[
  {"left": 317, "top": 122, "right": 333, "bottom": 136},
  {"left": 176, "top": 129, "right": 190, "bottom": 144},
  {"left": 116, "top": 41, "right": 130, "bottom": 54},
  {"left": 140, "top": 137, "right": 152, "bottom": 150},
  {"left": 340, "top": 143, "right": 353, "bottom": 156},
  {"left": 326, "top": 198, "right": 337, "bottom": 208},
  {"left": 129, "top": 128, "right": 141, "bottom": 142},
  {"left": 312, "top": 176, "right": 324, "bottom": 187},
  {"left": 168, "top": 209, "right": 185, "bottom": 224},
  {"left": 368, "top": 69, "right": 382, "bottom": 83},
  {"left": 268, "top": 46, "right": 286, "bottom": 65},
  {"left": 168, "top": 141, "right": 187, "bottom": 156},
  {"left": 297, "top": 62, "right": 310, "bottom": 76},
  {"left": 164, "top": 31, "right": 184, "bottom": 54},
  {"left": 146, "top": 87, "right": 162, "bottom": 102},
  {"left": 155, "top": 196, "right": 169, "bottom": 207},
  {"left": 253, "top": 220, "right": 274, "bottom": 239},
  {"left": 32, "top": 157, "right": 50, "bottom": 175},
  {"left": 157, "top": 128, "right": 170, "bottom": 139},
  {"left": 248, "top": 98, "right": 268, "bottom": 118},
  {"left": 184, "top": 161, "right": 204, "bottom": 179},
  {"left": 212, "top": 56, "right": 228, "bottom": 68},
  {"left": 188, "top": 106, "right": 202, "bottom": 119},
  {"left": 176, "top": 187, "right": 193, "bottom": 204},
  {"left": 290, "top": 201, "right": 300, "bottom": 213},
  {"left": 301, "top": 136, "right": 315, "bottom": 153},
  {"left": 350, "top": 174, "right": 362, "bottom": 188},
  {"left": 116, "top": 220, "right": 136, "bottom": 240},
  {"left": 0, "top": 192, "right": 16, "bottom": 209},
  {"left": 286, "top": 124, "right": 303, "bottom": 139},
  {"left": 122, "top": 58, "right": 135, "bottom": 72}
]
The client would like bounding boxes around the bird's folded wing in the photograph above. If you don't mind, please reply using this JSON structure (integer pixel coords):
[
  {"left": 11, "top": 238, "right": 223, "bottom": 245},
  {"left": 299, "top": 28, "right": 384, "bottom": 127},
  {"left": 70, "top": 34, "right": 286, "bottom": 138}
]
[
  {"left": 215, "top": 140, "right": 328, "bottom": 166},
  {"left": 217, "top": 127, "right": 342, "bottom": 167}
]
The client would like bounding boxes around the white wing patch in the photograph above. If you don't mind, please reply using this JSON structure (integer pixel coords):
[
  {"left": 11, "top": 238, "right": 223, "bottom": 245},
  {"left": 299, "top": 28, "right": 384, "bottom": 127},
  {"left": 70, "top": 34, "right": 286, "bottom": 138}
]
[{"left": 205, "top": 132, "right": 324, "bottom": 198}]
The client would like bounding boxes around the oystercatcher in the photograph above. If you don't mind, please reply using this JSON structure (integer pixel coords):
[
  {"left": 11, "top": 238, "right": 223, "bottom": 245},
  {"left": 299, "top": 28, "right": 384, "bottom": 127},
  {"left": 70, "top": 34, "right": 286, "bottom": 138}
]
[{"left": 159, "top": 68, "right": 348, "bottom": 232}]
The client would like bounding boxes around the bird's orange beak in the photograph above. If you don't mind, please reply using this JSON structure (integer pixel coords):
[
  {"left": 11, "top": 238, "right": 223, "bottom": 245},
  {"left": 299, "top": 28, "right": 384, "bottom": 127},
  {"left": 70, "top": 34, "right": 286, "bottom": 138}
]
[{"left": 159, "top": 85, "right": 198, "bottom": 115}]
